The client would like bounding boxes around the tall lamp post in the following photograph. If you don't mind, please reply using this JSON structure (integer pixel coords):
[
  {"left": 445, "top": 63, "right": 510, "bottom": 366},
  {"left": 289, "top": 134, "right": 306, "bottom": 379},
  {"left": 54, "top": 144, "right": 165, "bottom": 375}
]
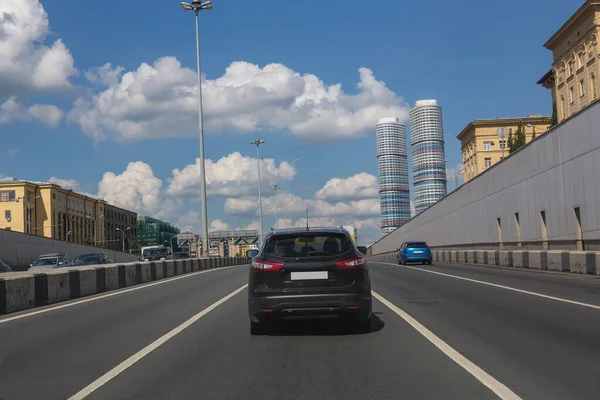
[
  {"left": 272, "top": 184, "right": 280, "bottom": 230},
  {"left": 181, "top": 0, "right": 212, "bottom": 258},
  {"left": 497, "top": 127, "right": 508, "bottom": 160},
  {"left": 251, "top": 139, "right": 265, "bottom": 248},
  {"left": 116, "top": 227, "right": 131, "bottom": 253}
]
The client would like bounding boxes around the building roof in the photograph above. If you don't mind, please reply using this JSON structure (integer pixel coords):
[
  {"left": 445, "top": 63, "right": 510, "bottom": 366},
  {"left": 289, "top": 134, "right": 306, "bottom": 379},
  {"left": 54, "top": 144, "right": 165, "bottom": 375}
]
[
  {"left": 536, "top": 69, "right": 555, "bottom": 86},
  {"left": 544, "top": 1, "right": 600, "bottom": 50},
  {"left": 456, "top": 116, "right": 552, "bottom": 140}
]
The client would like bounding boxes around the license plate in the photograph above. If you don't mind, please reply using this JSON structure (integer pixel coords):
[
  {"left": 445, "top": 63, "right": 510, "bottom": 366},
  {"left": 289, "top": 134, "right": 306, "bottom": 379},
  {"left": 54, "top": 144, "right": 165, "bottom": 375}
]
[
  {"left": 413, "top": 250, "right": 423, "bottom": 254},
  {"left": 290, "top": 271, "right": 328, "bottom": 280}
]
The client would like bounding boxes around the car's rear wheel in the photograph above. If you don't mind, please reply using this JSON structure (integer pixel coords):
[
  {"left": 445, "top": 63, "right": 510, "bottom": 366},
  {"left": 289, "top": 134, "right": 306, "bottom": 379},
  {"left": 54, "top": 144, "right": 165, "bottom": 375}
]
[{"left": 250, "top": 320, "right": 267, "bottom": 335}]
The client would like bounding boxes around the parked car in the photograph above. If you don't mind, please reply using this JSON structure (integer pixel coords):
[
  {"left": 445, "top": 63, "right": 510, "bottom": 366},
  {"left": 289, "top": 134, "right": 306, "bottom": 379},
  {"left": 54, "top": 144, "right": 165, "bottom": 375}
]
[
  {"left": 0, "top": 260, "right": 11, "bottom": 273},
  {"left": 28, "top": 253, "right": 70, "bottom": 271},
  {"left": 246, "top": 227, "right": 372, "bottom": 335},
  {"left": 174, "top": 252, "right": 190, "bottom": 260},
  {"left": 70, "top": 252, "right": 113, "bottom": 267},
  {"left": 397, "top": 241, "right": 432, "bottom": 265}
]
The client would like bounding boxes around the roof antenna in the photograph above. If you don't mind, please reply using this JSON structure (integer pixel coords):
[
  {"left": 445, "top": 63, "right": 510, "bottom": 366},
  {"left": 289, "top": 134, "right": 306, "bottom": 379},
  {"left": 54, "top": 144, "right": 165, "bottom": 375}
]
[{"left": 306, "top": 208, "right": 309, "bottom": 230}]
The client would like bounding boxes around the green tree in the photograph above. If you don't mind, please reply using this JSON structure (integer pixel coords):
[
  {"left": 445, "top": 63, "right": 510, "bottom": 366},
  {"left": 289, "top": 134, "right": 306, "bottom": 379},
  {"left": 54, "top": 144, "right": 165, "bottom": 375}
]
[
  {"left": 550, "top": 102, "right": 558, "bottom": 127},
  {"left": 507, "top": 131, "right": 515, "bottom": 154},
  {"left": 509, "top": 122, "right": 526, "bottom": 153}
]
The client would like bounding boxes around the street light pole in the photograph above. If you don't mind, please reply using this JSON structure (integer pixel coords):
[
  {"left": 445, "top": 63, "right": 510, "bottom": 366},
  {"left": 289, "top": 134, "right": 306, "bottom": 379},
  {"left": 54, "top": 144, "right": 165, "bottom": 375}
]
[
  {"left": 272, "top": 184, "right": 280, "bottom": 230},
  {"left": 116, "top": 227, "right": 131, "bottom": 253},
  {"left": 182, "top": 0, "right": 212, "bottom": 258},
  {"left": 251, "top": 139, "right": 265, "bottom": 248}
]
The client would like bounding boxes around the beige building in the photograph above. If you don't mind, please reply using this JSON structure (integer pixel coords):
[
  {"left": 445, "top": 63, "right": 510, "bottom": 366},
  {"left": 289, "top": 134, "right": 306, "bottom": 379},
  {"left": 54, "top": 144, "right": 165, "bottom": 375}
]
[
  {"left": 0, "top": 178, "right": 106, "bottom": 246},
  {"left": 538, "top": 1, "right": 600, "bottom": 123},
  {"left": 458, "top": 116, "right": 552, "bottom": 183}
]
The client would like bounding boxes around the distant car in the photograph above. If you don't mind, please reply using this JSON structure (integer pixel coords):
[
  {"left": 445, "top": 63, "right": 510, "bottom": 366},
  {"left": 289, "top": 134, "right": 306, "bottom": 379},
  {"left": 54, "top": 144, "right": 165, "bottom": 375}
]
[
  {"left": 397, "top": 241, "right": 432, "bottom": 265},
  {"left": 28, "top": 254, "right": 70, "bottom": 271},
  {"left": 174, "top": 252, "right": 190, "bottom": 259},
  {"left": 0, "top": 260, "right": 11, "bottom": 273},
  {"left": 247, "top": 227, "right": 372, "bottom": 335},
  {"left": 70, "top": 253, "right": 113, "bottom": 267}
]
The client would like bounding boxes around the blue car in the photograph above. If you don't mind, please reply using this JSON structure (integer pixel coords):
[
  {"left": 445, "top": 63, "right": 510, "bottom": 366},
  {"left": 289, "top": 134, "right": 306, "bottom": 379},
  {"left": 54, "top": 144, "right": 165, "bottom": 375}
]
[{"left": 397, "top": 241, "right": 432, "bottom": 265}]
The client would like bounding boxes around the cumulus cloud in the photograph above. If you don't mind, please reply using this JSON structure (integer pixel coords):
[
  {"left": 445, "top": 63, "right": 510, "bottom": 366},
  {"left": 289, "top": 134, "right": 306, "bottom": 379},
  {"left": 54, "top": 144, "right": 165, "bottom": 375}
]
[
  {"left": 0, "top": 97, "right": 63, "bottom": 126},
  {"left": 176, "top": 211, "right": 229, "bottom": 233},
  {"left": 68, "top": 58, "right": 408, "bottom": 142},
  {"left": 446, "top": 163, "right": 465, "bottom": 189},
  {"left": 315, "top": 172, "right": 378, "bottom": 201},
  {"left": 225, "top": 191, "right": 380, "bottom": 219},
  {"left": 98, "top": 161, "right": 182, "bottom": 220},
  {"left": 210, "top": 219, "right": 229, "bottom": 231},
  {"left": 48, "top": 177, "right": 80, "bottom": 191},
  {"left": 0, "top": 0, "right": 77, "bottom": 97},
  {"left": 167, "top": 152, "right": 296, "bottom": 198}
]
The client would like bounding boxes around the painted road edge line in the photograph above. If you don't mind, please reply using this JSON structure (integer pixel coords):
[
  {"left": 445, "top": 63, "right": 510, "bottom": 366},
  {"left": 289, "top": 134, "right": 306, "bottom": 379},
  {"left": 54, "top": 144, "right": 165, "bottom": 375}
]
[
  {"left": 68, "top": 284, "right": 248, "bottom": 400},
  {"left": 372, "top": 290, "right": 522, "bottom": 400},
  {"left": 0, "top": 264, "right": 247, "bottom": 325},
  {"left": 377, "top": 262, "right": 600, "bottom": 311}
]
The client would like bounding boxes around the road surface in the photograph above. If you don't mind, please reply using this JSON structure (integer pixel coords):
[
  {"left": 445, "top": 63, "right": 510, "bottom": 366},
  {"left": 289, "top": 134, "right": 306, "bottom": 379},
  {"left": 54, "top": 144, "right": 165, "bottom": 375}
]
[{"left": 1, "top": 261, "right": 599, "bottom": 399}]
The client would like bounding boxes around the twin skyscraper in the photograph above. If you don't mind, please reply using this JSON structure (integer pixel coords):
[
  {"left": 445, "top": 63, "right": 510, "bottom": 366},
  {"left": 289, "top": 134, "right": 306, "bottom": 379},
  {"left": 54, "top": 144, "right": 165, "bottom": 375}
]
[{"left": 376, "top": 100, "right": 447, "bottom": 236}]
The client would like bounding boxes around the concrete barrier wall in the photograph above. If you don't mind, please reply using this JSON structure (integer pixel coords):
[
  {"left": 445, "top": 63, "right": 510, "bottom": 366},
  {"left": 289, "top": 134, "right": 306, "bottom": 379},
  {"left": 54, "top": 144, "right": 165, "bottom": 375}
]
[
  {"left": 0, "top": 257, "right": 248, "bottom": 315},
  {"left": 0, "top": 228, "right": 139, "bottom": 270},
  {"left": 368, "top": 249, "right": 600, "bottom": 277},
  {"left": 370, "top": 101, "right": 600, "bottom": 255}
]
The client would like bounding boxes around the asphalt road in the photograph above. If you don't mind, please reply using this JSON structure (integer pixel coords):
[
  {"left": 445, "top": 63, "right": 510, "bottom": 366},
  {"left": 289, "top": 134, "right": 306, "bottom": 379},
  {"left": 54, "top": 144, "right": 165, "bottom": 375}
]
[{"left": 1, "top": 261, "right": 599, "bottom": 399}]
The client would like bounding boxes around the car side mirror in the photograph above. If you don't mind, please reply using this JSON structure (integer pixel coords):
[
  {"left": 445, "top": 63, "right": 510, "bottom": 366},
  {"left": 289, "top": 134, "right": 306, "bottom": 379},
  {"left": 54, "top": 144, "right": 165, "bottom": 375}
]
[
  {"left": 246, "top": 249, "right": 259, "bottom": 259},
  {"left": 58, "top": 262, "right": 64, "bottom": 266},
  {"left": 357, "top": 246, "right": 367, "bottom": 255}
]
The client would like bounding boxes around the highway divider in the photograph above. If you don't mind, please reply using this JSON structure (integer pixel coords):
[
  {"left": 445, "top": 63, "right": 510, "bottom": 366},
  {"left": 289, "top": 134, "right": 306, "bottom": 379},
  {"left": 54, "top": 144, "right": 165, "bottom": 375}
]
[
  {"left": 0, "top": 257, "right": 248, "bottom": 315},
  {"left": 369, "top": 250, "right": 600, "bottom": 276}
]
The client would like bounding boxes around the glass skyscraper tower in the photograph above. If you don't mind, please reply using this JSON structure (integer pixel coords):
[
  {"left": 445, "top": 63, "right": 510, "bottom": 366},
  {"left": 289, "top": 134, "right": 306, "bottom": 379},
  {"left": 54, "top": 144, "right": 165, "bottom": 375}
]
[
  {"left": 410, "top": 100, "right": 447, "bottom": 214},
  {"left": 376, "top": 117, "right": 410, "bottom": 236}
]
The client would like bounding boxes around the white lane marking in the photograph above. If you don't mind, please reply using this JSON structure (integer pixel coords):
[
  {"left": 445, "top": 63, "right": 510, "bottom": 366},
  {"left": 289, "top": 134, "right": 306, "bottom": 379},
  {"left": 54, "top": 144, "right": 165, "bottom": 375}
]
[
  {"left": 0, "top": 264, "right": 247, "bottom": 324},
  {"left": 68, "top": 284, "right": 247, "bottom": 400},
  {"left": 372, "top": 290, "right": 522, "bottom": 400},
  {"left": 376, "top": 262, "right": 600, "bottom": 311}
]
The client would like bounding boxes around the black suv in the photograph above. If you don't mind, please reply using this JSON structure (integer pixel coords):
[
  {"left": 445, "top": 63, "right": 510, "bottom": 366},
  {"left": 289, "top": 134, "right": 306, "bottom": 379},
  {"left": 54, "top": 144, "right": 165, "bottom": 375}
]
[{"left": 246, "top": 227, "right": 372, "bottom": 335}]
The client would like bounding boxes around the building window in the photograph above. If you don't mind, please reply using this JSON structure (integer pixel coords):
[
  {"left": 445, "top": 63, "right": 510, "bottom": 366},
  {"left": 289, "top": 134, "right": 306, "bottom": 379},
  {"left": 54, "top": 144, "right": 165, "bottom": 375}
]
[
  {"left": 592, "top": 74, "right": 597, "bottom": 100},
  {"left": 580, "top": 79, "right": 586, "bottom": 97},
  {"left": 499, "top": 140, "right": 507, "bottom": 150},
  {"left": 52, "top": 193, "right": 56, "bottom": 200},
  {"left": 0, "top": 190, "right": 16, "bottom": 202},
  {"left": 483, "top": 141, "right": 491, "bottom": 151},
  {"left": 5, "top": 210, "right": 11, "bottom": 220},
  {"left": 570, "top": 87, "right": 575, "bottom": 103},
  {"left": 578, "top": 52, "right": 585, "bottom": 69},
  {"left": 484, "top": 158, "right": 492, "bottom": 169}
]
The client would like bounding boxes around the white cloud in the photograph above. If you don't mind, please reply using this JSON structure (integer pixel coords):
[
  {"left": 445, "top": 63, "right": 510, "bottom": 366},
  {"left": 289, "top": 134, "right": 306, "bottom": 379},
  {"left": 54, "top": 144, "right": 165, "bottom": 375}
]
[
  {"left": 315, "top": 172, "right": 378, "bottom": 201},
  {"left": 98, "top": 161, "right": 182, "bottom": 220},
  {"left": 68, "top": 58, "right": 408, "bottom": 142},
  {"left": 167, "top": 152, "right": 296, "bottom": 198},
  {"left": 210, "top": 219, "right": 229, "bottom": 231},
  {"left": 176, "top": 211, "right": 229, "bottom": 233},
  {"left": 225, "top": 191, "right": 380, "bottom": 219},
  {"left": 0, "top": 97, "right": 63, "bottom": 126},
  {"left": 446, "top": 163, "right": 464, "bottom": 189},
  {"left": 48, "top": 177, "right": 80, "bottom": 191},
  {"left": 0, "top": 0, "right": 77, "bottom": 97}
]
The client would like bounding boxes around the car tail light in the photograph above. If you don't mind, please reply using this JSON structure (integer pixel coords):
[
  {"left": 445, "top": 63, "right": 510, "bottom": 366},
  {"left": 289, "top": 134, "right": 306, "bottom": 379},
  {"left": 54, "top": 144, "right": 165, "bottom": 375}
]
[
  {"left": 334, "top": 257, "right": 366, "bottom": 269},
  {"left": 252, "top": 259, "right": 284, "bottom": 272}
]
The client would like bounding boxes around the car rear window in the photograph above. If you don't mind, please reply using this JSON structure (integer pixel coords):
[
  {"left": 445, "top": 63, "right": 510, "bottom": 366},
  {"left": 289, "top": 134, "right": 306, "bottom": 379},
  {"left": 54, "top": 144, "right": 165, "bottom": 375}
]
[
  {"left": 264, "top": 233, "right": 352, "bottom": 257},
  {"left": 407, "top": 242, "right": 428, "bottom": 248}
]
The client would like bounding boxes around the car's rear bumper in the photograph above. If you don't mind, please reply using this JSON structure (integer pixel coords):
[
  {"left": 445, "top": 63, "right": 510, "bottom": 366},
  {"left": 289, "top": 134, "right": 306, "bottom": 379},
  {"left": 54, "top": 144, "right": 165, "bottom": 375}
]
[
  {"left": 402, "top": 254, "right": 432, "bottom": 261},
  {"left": 249, "top": 292, "right": 372, "bottom": 322}
]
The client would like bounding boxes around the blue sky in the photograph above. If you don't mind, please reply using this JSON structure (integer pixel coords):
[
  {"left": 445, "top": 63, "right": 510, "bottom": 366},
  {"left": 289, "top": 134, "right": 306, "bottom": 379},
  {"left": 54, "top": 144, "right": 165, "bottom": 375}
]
[{"left": 0, "top": 0, "right": 581, "bottom": 244}]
